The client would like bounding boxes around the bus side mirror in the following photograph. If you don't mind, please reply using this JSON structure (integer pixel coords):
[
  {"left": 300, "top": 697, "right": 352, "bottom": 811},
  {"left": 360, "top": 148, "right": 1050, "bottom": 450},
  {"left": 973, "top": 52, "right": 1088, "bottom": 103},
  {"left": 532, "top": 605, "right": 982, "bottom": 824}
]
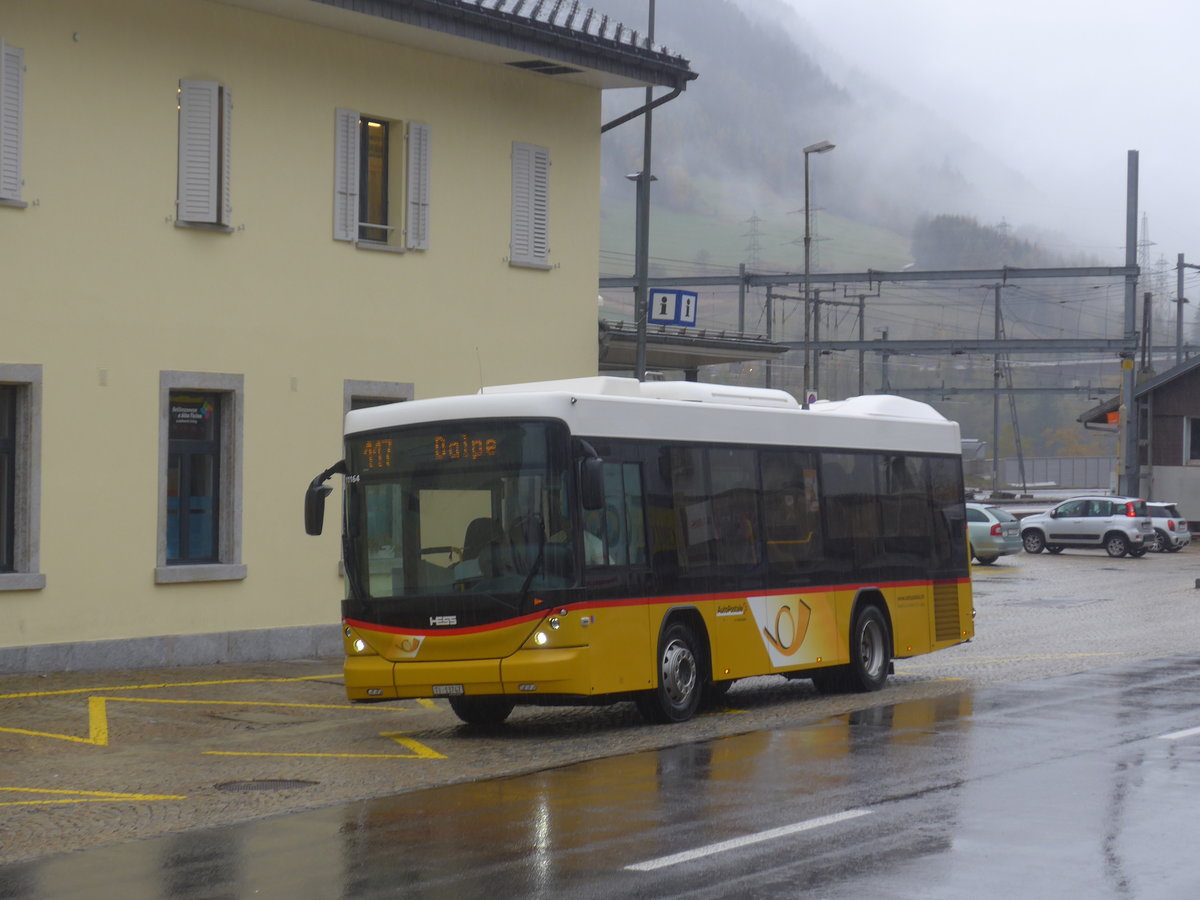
[
  {"left": 305, "top": 460, "right": 347, "bottom": 535},
  {"left": 580, "top": 457, "right": 604, "bottom": 511},
  {"left": 305, "top": 481, "right": 332, "bottom": 535}
]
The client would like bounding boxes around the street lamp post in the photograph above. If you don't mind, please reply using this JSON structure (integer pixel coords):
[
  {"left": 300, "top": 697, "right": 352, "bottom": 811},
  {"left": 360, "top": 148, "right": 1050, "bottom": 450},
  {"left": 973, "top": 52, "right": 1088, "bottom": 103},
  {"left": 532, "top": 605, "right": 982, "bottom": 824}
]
[
  {"left": 632, "top": 0, "right": 656, "bottom": 382},
  {"left": 802, "top": 140, "right": 835, "bottom": 408}
]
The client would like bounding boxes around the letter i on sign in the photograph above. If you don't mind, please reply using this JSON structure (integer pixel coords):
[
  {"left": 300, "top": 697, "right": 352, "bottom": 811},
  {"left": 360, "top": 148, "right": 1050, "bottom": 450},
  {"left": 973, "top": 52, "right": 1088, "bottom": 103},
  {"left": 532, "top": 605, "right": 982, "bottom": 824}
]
[{"left": 649, "top": 291, "right": 677, "bottom": 323}]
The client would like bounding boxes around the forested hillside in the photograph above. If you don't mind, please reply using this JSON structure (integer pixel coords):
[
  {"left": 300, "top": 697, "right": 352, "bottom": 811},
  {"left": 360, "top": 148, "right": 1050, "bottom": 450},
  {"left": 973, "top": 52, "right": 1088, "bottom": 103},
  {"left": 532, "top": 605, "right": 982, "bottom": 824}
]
[{"left": 596, "top": 0, "right": 1047, "bottom": 270}]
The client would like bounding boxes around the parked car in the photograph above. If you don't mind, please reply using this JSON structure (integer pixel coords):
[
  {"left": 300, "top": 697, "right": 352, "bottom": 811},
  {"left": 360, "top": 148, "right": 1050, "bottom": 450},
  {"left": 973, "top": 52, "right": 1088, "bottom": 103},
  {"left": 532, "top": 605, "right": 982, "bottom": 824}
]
[
  {"left": 966, "top": 502, "right": 1023, "bottom": 564},
  {"left": 1019, "top": 496, "right": 1152, "bottom": 558},
  {"left": 1146, "top": 502, "right": 1192, "bottom": 553}
]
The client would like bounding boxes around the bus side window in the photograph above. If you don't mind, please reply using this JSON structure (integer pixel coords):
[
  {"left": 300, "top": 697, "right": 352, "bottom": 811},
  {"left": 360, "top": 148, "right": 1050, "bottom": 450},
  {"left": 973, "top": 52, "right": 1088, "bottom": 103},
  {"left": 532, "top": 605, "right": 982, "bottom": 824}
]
[
  {"left": 587, "top": 461, "right": 647, "bottom": 567},
  {"left": 708, "top": 448, "right": 760, "bottom": 566},
  {"left": 880, "top": 454, "right": 932, "bottom": 562},
  {"left": 669, "top": 447, "right": 714, "bottom": 569},
  {"left": 762, "top": 449, "right": 822, "bottom": 578},
  {"left": 821, "top": 452, "right": 882, "bottom": 568},
  {"left": 929, "top": 456, "right": 967, "bottom": 566}
]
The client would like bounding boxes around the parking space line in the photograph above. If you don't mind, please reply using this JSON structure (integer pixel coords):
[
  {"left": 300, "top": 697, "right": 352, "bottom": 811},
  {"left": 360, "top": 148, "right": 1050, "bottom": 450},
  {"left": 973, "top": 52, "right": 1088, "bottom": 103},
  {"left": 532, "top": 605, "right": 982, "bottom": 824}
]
[
  {"left": 0, "top": 786, "right": 188, "bottom": 807},
  {"left": 0, "top": 673, "right": 342, "bottom": 701},
  {"left": 901, "top": 651, "right": 1125, "bottom": 670},
  {"left": 0, "top": 695, "right": 425, "bottom": 748},
  {"left": 626, "top": 808, "right": 873, "bottom": 871},
  {"left": 205, "top": 731, "right": 446, "bottom": 760},
  {"left": 1158, "top": 725, "right": 1200, "bottom": 741}
]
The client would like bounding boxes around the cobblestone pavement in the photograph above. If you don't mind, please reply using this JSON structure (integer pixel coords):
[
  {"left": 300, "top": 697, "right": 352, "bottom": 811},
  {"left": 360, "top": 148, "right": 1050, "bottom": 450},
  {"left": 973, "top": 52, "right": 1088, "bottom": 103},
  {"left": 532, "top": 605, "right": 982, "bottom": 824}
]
[{"left": 3, "top": 544, "right": 1199, "bottom": 866}]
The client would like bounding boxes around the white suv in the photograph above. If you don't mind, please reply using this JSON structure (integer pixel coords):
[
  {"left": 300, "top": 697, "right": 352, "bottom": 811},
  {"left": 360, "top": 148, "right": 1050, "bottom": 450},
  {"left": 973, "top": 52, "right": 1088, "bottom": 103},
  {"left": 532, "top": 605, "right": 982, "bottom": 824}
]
[{"left": 1020, "top": 496, "right": 1152, "bottom": 558}]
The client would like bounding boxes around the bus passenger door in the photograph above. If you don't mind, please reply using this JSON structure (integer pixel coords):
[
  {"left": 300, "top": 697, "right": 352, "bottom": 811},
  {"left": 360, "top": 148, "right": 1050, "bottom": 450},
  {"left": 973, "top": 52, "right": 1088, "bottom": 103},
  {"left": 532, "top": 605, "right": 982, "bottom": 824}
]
[{"left": 581, "top": 460, "right": 654, "bottom": 693}]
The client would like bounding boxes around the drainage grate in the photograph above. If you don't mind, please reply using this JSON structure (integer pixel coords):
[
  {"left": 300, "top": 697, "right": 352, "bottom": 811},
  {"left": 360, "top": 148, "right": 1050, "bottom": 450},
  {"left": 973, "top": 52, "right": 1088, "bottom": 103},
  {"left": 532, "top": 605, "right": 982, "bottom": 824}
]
[{"left": 214, "top": 779, "right": 319, "bottom": 792}]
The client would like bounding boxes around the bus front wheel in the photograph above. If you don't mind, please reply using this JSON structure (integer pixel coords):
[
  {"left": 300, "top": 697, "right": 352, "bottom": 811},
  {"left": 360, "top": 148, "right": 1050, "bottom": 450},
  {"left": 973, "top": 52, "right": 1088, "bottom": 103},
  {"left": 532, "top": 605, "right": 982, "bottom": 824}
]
[
  {"left": 635, "top": 620, "right": 703, "bottom": 724},
  {"left": 448, "top": 695, "right": 515, "bottom": 726}
]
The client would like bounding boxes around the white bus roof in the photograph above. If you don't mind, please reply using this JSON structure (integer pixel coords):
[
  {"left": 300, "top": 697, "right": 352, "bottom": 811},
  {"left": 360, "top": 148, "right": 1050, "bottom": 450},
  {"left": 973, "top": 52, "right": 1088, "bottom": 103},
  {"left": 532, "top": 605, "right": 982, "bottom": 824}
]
[{"left": 344, "top": 376, "right": 961, "bottom": 455}]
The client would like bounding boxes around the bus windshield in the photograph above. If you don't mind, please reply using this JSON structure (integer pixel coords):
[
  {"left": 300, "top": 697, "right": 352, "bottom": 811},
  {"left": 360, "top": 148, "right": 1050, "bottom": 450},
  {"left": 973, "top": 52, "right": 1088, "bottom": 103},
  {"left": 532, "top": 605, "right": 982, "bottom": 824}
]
[{"left": 344, "top": 420, "right": 574, "bottom": 607}]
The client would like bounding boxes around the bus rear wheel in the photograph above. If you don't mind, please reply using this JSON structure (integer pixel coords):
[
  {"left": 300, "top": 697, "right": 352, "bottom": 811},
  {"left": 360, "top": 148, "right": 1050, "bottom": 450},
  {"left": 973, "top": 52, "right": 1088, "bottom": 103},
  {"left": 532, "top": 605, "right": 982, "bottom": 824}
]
[
  {"left": 448, "top": 695, "right": 515, "bottom": 726},
  {"left": 810, "top": 604, "right": 891, "bottom": 694},
  {"left": 635, "top": 620, "right": 703, "bottom": 724}
]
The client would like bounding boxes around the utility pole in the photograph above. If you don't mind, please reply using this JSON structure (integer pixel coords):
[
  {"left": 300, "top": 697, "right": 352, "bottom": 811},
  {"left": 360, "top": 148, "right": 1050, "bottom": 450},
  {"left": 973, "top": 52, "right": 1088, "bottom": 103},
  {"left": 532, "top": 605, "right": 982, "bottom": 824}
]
[
  {"left": 1119, "top": 150, "right": 1139, "bottom": 498},
  {"left": 992, "top": 285, "right": 1002, "bottom": 496},
  {"left": 1140, "top": 291, "right": 1153, "bottom": 375},
  {"left": 812, "top": 289, "right": 822, "bottom": 397},
  {"left": 879, "top": 328, "right": 890, "bottom": 392},
  {"left": 737, "top": 262, "right": 746, "bottom": 334},
  {"left": 765, "top": 285, "right": 774, "bottom": 388},
  {"left": 631, "top": 0, "right": 655, "bottom": 381},
  {"left": 857, "top": 294, "right": 866, "bottom": 395},
  {"left": 1177, "top": 253, "right": 1200, "bottom": 367}
]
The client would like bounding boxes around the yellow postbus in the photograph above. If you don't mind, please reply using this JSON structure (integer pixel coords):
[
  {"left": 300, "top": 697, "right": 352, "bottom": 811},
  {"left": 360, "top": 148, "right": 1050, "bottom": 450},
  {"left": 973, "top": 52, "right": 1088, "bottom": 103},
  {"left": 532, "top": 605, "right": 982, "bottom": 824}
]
[{"left": 305, "top": 377, "right": 973, "bottom": 725}]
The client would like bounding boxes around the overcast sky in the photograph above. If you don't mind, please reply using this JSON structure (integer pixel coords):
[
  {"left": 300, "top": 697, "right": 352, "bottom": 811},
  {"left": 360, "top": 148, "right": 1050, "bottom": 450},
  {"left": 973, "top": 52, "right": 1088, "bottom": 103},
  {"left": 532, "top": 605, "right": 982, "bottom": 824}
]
[{"left": 766, "top": 0, "right": 1197, "bottom": 269}]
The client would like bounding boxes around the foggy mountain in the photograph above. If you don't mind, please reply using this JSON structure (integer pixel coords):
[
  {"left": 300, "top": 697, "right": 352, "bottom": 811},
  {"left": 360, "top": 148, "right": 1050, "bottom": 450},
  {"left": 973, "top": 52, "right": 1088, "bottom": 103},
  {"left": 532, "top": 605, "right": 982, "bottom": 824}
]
[{"left": 596, "top": 0, "right": 1051, "bottom": 271}]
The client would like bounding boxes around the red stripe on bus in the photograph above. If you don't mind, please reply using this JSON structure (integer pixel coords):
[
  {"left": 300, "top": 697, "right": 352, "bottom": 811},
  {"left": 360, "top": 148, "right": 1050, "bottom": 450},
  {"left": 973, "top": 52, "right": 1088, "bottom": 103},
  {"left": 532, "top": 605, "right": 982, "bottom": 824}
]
[{"left": 344, "top": 576, "right": 969, "bottom": 638}]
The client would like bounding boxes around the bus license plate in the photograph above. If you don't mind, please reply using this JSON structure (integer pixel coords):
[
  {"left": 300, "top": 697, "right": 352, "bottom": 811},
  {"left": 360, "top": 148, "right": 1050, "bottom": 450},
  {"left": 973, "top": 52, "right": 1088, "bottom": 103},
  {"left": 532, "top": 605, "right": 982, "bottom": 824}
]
[{"left": 432, "top": 684, "right": 464, "bottom": 696}]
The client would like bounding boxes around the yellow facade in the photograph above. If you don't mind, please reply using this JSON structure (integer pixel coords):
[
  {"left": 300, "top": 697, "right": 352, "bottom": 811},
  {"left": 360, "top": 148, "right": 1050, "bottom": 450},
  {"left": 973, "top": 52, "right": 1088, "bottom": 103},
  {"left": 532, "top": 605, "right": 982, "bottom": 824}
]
[{"left": 0, "top": 0, "right": 644, "bottom": 666}]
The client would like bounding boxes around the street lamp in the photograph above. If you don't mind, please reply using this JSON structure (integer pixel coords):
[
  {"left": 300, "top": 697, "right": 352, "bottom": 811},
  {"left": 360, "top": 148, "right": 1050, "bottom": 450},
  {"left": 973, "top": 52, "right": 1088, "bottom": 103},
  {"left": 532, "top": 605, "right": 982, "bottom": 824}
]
[
  {"left": 630, "top": 0, "right": 657, "bottom": 382},
  {"left": 802, "top": 140, "right": 835, "bottom": 408}
]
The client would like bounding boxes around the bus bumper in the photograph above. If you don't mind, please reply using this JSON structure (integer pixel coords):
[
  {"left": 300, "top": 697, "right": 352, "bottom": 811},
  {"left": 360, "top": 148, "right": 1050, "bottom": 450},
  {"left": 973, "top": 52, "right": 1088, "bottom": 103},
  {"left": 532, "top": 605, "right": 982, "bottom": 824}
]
[{"left": 343, "top": 647, "right": 592, "bottom": 701}]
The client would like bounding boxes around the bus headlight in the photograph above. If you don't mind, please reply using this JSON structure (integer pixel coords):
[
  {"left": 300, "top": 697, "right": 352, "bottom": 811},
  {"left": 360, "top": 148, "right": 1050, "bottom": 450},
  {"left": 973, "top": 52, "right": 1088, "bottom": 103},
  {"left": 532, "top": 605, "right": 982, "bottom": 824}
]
[
  {"left": 353, "top": 638, "right": 367, "bottom": 653},
  {"left": 534, "top": 631, "right": 549, "bottom": 646},
  {"left": 548, "top": 616, "right": 561, "bottom": 630}
]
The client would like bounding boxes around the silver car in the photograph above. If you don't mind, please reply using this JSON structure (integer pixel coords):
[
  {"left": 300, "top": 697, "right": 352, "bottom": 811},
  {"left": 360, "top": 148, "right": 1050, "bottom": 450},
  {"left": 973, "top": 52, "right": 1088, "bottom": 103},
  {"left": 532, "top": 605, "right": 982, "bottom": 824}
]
[
  {"left": 1019, "top": 496, "right": 1152, "bottom": 558},
  {"left": 1146, "top": 502, "right": 1191, "bottom": 553},
  {"left": 966, "top": 502, "right": 1023, "bottom": 564}
]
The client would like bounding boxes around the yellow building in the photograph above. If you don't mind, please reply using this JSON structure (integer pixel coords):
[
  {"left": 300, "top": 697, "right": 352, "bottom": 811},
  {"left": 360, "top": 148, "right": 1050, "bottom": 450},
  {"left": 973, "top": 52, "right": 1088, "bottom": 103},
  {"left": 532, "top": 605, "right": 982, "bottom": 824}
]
[{"left": 0, "top": 0, "right": 695, "bottom": 671}]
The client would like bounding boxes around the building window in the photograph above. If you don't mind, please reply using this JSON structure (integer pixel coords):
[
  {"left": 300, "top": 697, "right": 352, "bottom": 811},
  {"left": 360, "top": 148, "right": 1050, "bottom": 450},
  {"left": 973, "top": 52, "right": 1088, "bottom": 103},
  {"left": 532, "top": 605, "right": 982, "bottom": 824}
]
[
  {"left": 1, "top": 386, "right": 16, "bottom": 572},
  {"left": 0, "top": 364, "right": 44, "bottom": 591},
  {"left": 334, "top": 109, "right": 430, "bottom": 250},
  {"left": 1187, "top": 418, "right": 1200, "bottom": 464},
  {"left": 359, "top": 117, "right": 389, "bottom": 243},
  {"left": 156, "top": 372, "right": 245, "bottom": 583},
  {"left": 166, "top": 392, "right": 221, "bottom": 562},
  {"left": 176, "top": 79, "right": 232, "bottom": 227},
  {"left": 510, "top": 141, "right": 550, "bottom": 269},
  {"left": 0, "top": 39, "right": 25, "bottom": 206},
  {"left": 343, "top": 379, "right": 414, "bottom": 416}
]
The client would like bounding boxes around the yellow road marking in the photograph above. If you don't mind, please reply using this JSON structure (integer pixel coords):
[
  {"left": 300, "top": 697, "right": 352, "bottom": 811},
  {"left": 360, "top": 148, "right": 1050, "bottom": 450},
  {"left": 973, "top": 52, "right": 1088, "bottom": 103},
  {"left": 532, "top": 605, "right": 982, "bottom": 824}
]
[
  {"left": 0, "top": 673, "right": 342, "bottom": 701},
  {"left": 206, "top": 732, "right": 446, "bottom": 760},
  {"left": 0, "top": 786, "right": 187, "bottom": 807},
  {"left": 0, "top": 695, "right": 426, "bottom": 747},
  {"left": 901, "top": 651, "right": 1125, "bottom": 669}
]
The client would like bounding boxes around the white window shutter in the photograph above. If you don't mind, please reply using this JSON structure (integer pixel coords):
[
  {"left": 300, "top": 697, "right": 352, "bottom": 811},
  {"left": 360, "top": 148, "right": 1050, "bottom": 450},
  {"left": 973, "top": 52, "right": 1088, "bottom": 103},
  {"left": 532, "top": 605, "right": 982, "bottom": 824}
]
[
  {"left": 177, "top": 79, "right": 220, "bottom": 223},
  {"left": 333, "top": 108, "right": 360, "bottom": 241},
  {"left": 511, "top": 142, "right": 550, "bottom": 267},
  {"left": 0, "top": 40, "right": 24, "bottom": 201},
  {"left": 530, "top": 145, "right": 549, "bottom": 260},
  {"left": 218, "top": 85, "right": 233, "bottom": 225},
  {"left": 405, "top": 121, "right": 431, "bottom": 250}
]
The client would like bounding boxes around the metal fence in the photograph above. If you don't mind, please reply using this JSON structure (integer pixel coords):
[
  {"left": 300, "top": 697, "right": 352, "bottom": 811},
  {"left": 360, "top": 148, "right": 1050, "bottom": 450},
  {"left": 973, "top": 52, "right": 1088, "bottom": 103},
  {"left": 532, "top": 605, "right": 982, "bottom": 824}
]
[{"left": 996, "top": 457, "right": 1117, "bottom": 490}]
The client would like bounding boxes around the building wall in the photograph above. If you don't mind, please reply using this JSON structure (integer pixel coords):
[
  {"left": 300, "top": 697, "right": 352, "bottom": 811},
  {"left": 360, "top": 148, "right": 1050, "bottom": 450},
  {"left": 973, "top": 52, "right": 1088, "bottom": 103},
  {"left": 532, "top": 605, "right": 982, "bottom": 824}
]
[{"left": 0, "top": 0, "right": 602, "bottom": 667}]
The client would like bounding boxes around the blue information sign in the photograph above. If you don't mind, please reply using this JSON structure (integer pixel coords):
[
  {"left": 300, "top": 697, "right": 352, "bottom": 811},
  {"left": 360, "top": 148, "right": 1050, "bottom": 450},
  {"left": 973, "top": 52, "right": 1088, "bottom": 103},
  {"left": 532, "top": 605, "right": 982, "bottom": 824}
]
[{"left": 648, "top": 290, "right": 698, "bottom": 327}]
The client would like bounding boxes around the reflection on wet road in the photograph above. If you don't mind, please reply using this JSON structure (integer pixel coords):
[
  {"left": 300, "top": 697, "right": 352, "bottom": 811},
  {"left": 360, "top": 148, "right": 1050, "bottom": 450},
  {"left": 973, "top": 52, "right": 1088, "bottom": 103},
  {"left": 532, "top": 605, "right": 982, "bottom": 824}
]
[{"left": 4, "top": 656, "right": 1199, "bottom": 897}]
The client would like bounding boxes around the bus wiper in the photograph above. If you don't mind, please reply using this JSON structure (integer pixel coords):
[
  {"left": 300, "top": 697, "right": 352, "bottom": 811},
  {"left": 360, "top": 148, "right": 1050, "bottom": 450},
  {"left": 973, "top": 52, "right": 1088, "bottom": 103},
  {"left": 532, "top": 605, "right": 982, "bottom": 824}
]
[
  {"left": 514, "top": 515, "right": 547, "bottom": 614},
  {"left": 518, "top": 540, "right": 545, "bottom": 614}
]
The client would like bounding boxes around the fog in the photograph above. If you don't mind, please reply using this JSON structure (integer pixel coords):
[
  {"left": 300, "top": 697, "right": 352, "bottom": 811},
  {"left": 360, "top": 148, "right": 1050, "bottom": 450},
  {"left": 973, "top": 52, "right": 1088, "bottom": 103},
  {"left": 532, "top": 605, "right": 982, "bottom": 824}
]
[
  {"left": 759, "top": 0, "right": 1199, "bottom": 265},
  {"left": 595, "top": 0, "right": 1197, "bottom": 271}
]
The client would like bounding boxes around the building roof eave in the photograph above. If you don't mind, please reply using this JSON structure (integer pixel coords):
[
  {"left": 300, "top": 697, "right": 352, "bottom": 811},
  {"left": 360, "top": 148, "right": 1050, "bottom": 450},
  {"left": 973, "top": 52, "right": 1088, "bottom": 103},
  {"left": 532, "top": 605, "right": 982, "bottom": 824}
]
[{"left": 218, "top": 0, "right": 697, "bottom": 90}]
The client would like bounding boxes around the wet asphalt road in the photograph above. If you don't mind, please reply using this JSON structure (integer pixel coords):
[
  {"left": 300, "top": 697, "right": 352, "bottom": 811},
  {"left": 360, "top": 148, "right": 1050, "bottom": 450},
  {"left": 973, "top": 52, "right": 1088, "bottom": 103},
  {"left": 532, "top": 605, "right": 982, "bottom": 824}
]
[{"left": 3, "top": 545, "right": 1200, "bottom": 896}]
